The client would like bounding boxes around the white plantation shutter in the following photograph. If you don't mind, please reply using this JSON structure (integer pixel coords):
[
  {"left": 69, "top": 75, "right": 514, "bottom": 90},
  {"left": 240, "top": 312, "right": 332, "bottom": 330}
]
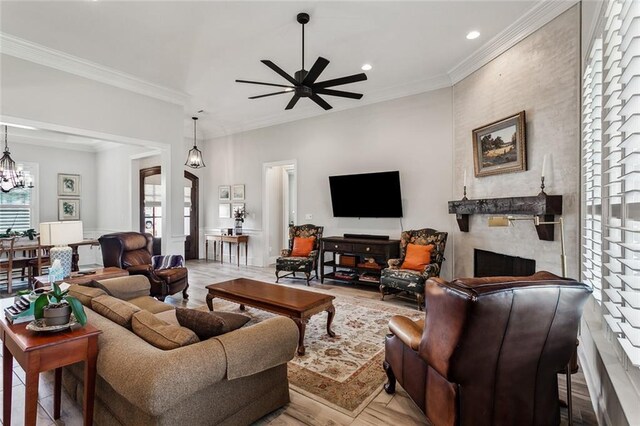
[
  {"left": 583, "top": 38, "right": 603, "bottom": 304},
  {"left": 0, "top": 188, "right": 32, "bottom": 233},
  {"left": 583, "top": 0, "right": 640, "bottom": 367}
]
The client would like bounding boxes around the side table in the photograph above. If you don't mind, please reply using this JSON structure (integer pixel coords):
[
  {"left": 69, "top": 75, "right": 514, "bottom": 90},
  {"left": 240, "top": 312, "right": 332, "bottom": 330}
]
[
  {"left": 0, "top": 299, "right": 102, "bottom": 426},
  {"left": 205, "top": 235, "right": 249, "bottom": 267}
]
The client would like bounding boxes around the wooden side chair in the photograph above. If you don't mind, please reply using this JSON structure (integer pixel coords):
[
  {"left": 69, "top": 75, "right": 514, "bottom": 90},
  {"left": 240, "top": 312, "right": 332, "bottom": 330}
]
[
  {"left": 0, "top": 237, "right": 16, "bottom": 293},
  {"left": 28, "top": 236, "right": 50, "bottom": 287}
]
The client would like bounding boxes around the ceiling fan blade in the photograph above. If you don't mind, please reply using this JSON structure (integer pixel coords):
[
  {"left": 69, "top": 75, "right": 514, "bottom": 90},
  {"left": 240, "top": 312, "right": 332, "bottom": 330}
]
[
  {"left": 310, "top": 94, "right": 333, "bottom": 110},
  {"left": 302, "top": 57, "right": 330, "bottom": 85},
  {"left": 248, "top": 91, "right": 291, "bottom": 99},
  {"left": 285, "top": 95, "right": 301, "bottom": 110},
  {"left": 314, "top": 73, "right": 368, "bottom": 89},
  {"left": 236, "top": 79, "right": 295, "bottom": 89},
  {"left": 261, "top": 60, "right": 299, "bottom": 85},
  {"left": 314, "top": 88, "right": 363, "bottom": 99}
]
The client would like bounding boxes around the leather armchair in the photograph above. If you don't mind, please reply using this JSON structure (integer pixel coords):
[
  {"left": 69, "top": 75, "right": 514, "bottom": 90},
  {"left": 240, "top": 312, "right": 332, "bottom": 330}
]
[
  {"left": 380, "top": 228, "right": 448, "bottom": 310},
  {"left": 275, "top": 224, "right": 323, "bottom": 285},
  {"left": 98, "top": 232, "right": 188, "bottom": 300},
  {"left": 383, "top": 272, "right": 592, "bottom": 426}
]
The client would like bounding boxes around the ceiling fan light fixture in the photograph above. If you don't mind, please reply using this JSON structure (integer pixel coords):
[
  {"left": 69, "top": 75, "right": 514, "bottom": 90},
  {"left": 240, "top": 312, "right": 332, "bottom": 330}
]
[
  {"left": 235, "top": 12, "right": 367, "bottom": 111},
  {"left": 185, "top": 117, "right": 205, "bottom": 169},
  {"left": 361, "top": 64, "right": 372, "bottom": 71},
  {"left": 466, "top": 30, "right": 480, "bottom": 40}
]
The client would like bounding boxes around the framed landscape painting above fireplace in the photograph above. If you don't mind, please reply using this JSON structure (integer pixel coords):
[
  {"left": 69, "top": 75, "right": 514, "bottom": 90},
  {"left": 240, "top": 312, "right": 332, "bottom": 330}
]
[{"left": 472, "top": 111, "right": 527, "bottom": 177}]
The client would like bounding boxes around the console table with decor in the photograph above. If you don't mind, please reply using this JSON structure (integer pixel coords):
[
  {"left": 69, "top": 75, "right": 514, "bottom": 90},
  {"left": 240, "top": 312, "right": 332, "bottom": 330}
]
[
  {"left": 205, "top": 234, "right": 249, "bottom": 266},
  {"left": 320, "top": 236, "right": 400, "bottom": 286}
]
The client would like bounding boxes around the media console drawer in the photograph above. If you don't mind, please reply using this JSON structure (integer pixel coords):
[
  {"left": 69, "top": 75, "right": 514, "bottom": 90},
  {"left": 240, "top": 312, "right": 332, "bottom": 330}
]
[
  {"left": 324, "top": 241, "right": 353, "bottom": 252},
  {"left": 353, "top": 243, "right": 386, "bottom": 255}
]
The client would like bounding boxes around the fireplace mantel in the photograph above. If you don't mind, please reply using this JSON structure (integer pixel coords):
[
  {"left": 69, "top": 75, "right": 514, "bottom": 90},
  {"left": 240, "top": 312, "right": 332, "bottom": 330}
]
[{"left": 447, "top": 193, "right": 563, "bottom": 241}]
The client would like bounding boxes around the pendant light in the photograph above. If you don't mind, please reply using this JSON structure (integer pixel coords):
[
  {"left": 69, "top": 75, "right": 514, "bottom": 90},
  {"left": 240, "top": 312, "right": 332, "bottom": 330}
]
[
  {"left": 185, "top": 117, "right": 205, "bottom": 169},
  {"left": 0, "top": 126, "right": 33, "bottom": 193}
]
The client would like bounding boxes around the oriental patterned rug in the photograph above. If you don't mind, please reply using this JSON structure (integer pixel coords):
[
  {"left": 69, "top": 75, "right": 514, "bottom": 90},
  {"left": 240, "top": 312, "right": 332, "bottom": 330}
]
[{"left": 208, "top": 294, "right": 422, "bottom": 417}]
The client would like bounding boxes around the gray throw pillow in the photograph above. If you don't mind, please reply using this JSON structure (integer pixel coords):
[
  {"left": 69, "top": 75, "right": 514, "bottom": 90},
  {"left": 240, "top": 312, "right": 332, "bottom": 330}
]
[{"left": 175, "top": 308, "right": 250, "bottom": 339}]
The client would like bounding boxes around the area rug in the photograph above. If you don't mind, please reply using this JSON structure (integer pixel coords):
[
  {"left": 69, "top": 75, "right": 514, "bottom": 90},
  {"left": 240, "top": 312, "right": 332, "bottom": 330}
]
[{"left": 209, "top": 294, "right": 422, "bottom": 417}]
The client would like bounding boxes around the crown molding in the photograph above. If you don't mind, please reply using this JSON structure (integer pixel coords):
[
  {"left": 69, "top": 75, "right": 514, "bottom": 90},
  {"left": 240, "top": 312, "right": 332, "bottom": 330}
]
[
  {"left": 0, "top": 32, "right": 190, "bottom": 106},
  {"left": 448, "top": 0, "right": 578, "bottom": 84},
  {"left": 204, "top": 73, "right": 452, "bottom": 138}
]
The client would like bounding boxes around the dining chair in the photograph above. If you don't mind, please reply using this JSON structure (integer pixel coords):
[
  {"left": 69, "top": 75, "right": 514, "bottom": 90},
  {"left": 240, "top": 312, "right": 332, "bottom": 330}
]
[{"left": 0, "top": 237, "right": 16, "bottom": 293}]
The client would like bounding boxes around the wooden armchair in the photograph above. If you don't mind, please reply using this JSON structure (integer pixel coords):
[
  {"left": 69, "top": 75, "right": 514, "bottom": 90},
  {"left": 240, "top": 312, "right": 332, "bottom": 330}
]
[
  {"left": 275, "top": 224, "right": 324, "bottom": 285},
  {"left": 379, "top": 228, "right": 447, "bottom": 310}
]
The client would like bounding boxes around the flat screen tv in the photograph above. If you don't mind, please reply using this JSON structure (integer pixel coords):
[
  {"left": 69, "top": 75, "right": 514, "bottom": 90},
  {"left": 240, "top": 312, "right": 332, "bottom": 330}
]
[{"left": 329, "top": 171, "right": 403, "bottom": 218}]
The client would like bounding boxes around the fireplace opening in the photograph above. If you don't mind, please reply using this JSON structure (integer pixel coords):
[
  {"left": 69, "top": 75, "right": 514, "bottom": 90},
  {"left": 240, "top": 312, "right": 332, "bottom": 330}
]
[{"left": 474, "top": 249, "right": 536, "bottom": 277}]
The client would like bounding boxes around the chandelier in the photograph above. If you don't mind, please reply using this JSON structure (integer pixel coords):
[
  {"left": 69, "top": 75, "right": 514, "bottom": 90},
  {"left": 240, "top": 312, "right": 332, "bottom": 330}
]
[
  {"left": 0, "top": 126, "right": 33, "bottom": 193},
  {"left": 185, "top": 117, "right": 205, "bottom": 169}
]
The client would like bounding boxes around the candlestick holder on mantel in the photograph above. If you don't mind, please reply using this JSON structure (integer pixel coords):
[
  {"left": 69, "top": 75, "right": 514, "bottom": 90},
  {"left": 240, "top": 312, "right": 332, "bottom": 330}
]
[
  {"left": 447, "top": 192, "right": 563, "bottom": 241},
  {"left": 539, "top": 176, "right": 546, "bottom": 195}
]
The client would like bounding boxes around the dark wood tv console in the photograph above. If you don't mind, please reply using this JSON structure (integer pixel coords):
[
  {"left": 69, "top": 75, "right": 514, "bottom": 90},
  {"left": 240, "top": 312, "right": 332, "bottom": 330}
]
[{"left": 320, "top": 236, "right": 400, "bottom": 286}]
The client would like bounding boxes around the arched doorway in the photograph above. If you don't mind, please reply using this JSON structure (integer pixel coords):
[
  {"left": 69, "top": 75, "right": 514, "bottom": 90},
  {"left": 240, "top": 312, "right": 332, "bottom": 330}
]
[{"left": 140, "top": 166, "right": 199, "bottom": 259}]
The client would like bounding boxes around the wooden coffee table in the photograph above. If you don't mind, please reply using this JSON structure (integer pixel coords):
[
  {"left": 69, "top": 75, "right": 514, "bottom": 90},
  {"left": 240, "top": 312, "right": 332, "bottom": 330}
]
[{"left": 206, "top": 278, "right": 335, "bottom": 355}]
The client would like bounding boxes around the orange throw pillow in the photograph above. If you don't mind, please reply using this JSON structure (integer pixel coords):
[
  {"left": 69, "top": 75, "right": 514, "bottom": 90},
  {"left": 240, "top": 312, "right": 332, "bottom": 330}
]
[
  {"left": 291, "top": 237, "right": 315, "bottom": 257},
  {"left": 401, "top": 243, "right": 435, "bottom": 271}
]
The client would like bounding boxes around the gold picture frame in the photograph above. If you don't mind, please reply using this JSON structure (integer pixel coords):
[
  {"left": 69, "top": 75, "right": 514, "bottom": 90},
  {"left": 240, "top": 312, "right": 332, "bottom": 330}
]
[{"left": 472, "top": 111, "right": 527, "bottom": 177}]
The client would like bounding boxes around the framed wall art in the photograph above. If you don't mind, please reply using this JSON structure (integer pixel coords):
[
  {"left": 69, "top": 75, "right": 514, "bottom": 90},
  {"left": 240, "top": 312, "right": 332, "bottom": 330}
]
[
  {"left": 219, "top": 185, "right": 231, "bottom": 201},
  {"left": 472, "top": 111, "right": 527, "bottom": 177},
  {"left": 58, "top": 198, "right": 80, "bottom": 221},
  {"left": 219, "top": 203, "right": 231, "bottom": 219},
  {"left": 58, "top": 173, "right": 81, "bottom": 196},
  {"left": 232, "top": 184, "right": 245, "bottom": 201}
]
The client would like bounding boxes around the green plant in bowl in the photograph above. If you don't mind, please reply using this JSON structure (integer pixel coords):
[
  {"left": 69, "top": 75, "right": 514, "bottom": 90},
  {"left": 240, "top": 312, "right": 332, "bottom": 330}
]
[{"left": 34, "top": 283, "right": 87, "bottom": 326}]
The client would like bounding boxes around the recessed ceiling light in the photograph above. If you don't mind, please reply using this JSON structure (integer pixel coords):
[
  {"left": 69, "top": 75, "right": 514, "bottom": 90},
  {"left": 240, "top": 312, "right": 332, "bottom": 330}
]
[
  {"left": 466, "top": 31, "right": 480, "bottom": 40},
  {"left": 361, "top": 64, "right": 372, "bottom": 71}
]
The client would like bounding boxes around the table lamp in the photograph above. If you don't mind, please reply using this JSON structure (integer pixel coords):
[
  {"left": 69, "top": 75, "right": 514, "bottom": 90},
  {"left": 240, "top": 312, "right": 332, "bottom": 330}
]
[{"left": 39, "top": 221, "right": 83, "bottom": 278}]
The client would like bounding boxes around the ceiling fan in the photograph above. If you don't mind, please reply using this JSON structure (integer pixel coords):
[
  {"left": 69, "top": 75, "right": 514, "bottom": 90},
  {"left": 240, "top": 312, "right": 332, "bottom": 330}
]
[{"left": 236, "top": 12, "right": 367, "bottom": 111}]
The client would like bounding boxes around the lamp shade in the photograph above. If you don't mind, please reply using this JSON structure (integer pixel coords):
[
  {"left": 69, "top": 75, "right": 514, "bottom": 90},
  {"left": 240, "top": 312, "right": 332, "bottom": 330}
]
[{"left": 39, "top": 221, "right": 83, "bottom": 246}]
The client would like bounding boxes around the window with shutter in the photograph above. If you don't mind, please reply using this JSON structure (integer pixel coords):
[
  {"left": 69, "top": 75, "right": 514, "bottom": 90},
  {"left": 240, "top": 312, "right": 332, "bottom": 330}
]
[{"left": 582, "top": 0, "right": 640, "bottom": 367}]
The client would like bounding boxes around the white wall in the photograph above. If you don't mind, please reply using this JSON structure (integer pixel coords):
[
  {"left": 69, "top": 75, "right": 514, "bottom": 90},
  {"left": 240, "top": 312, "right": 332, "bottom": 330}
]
[
  {"left": 0, "top": 54, "right": 187, "bottom": 256},
  {"left": 10, "top": 141, "right": 97, "bottom": 229},
  {"left": 452, "top": 6, "right": 580, "bottom": 278},
  {"left": 203, "top": 88, "right": 454, "bottom": 276}
]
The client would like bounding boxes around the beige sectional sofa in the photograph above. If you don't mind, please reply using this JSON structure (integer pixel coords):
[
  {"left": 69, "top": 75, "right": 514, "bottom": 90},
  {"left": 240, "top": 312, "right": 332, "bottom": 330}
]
[{"left": 66, "top": 276, "right": 299, "bottom": 425}]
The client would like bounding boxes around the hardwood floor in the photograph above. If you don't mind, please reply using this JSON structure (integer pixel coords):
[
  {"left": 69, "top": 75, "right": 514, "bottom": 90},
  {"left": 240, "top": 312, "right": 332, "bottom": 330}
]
[{"left": 0, "top": 260, "right": 598, "bottom": 425}]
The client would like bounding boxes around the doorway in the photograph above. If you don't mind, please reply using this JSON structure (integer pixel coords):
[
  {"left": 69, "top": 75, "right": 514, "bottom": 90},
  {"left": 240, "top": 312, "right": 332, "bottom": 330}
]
[
  {"left": 263, "top": 160, "right": 297, "bottom": 266},
  {"left": 140, "top": 167, "right": 199, "bottom": 259}
]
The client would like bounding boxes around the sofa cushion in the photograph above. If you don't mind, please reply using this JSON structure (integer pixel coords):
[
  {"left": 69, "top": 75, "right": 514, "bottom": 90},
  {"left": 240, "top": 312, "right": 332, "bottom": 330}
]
[
  {"left": 127, "top": 296, "right": 174, "bottom": 314},
  {"left": 94, "top": 275, "right": 150, "bottom": 301},
  {"left": 91, "top": 295, "right": 141, "bottom": 328},
  {"left": 122, "top": 248, "right": 152, "bottom": 269},
  {"left": 175, "top": 308, "right": 250, "bottom": 339},
  {"left": 68, "top": 284, "right": 108, "bottom": 307},
  {"left": 154, "top": 268, "right": 187, "bottom": 284},
  {"left": 131, "top": 310, "right": 199, "bottom": 350}
]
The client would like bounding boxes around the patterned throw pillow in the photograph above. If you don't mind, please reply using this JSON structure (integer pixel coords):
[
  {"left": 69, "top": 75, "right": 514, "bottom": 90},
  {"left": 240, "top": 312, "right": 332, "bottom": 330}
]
[
  {"left": 175, "top": 308, "right": 250, "bottom": 339},
  {"left": 151, "top": 255, "right": 184, "bottom": 270}
]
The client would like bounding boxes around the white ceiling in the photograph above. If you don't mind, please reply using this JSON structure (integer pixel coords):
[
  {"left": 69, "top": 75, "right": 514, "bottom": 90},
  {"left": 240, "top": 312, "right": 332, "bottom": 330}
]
[
  {"left": 3, "top": 125, "right": 122, "bottom": 152},
  {"left": 0, "top": 1, "right": 541, "bottom": 138}
]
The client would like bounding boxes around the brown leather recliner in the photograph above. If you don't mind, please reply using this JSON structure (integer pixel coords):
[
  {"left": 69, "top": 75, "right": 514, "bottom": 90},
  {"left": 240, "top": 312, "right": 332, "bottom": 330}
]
[
  {"left": 383, "top": 271, "right": 592, "bottom": 426},
  {"left": 98, "top": 232, "right": 188, "bottom": 301}
]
